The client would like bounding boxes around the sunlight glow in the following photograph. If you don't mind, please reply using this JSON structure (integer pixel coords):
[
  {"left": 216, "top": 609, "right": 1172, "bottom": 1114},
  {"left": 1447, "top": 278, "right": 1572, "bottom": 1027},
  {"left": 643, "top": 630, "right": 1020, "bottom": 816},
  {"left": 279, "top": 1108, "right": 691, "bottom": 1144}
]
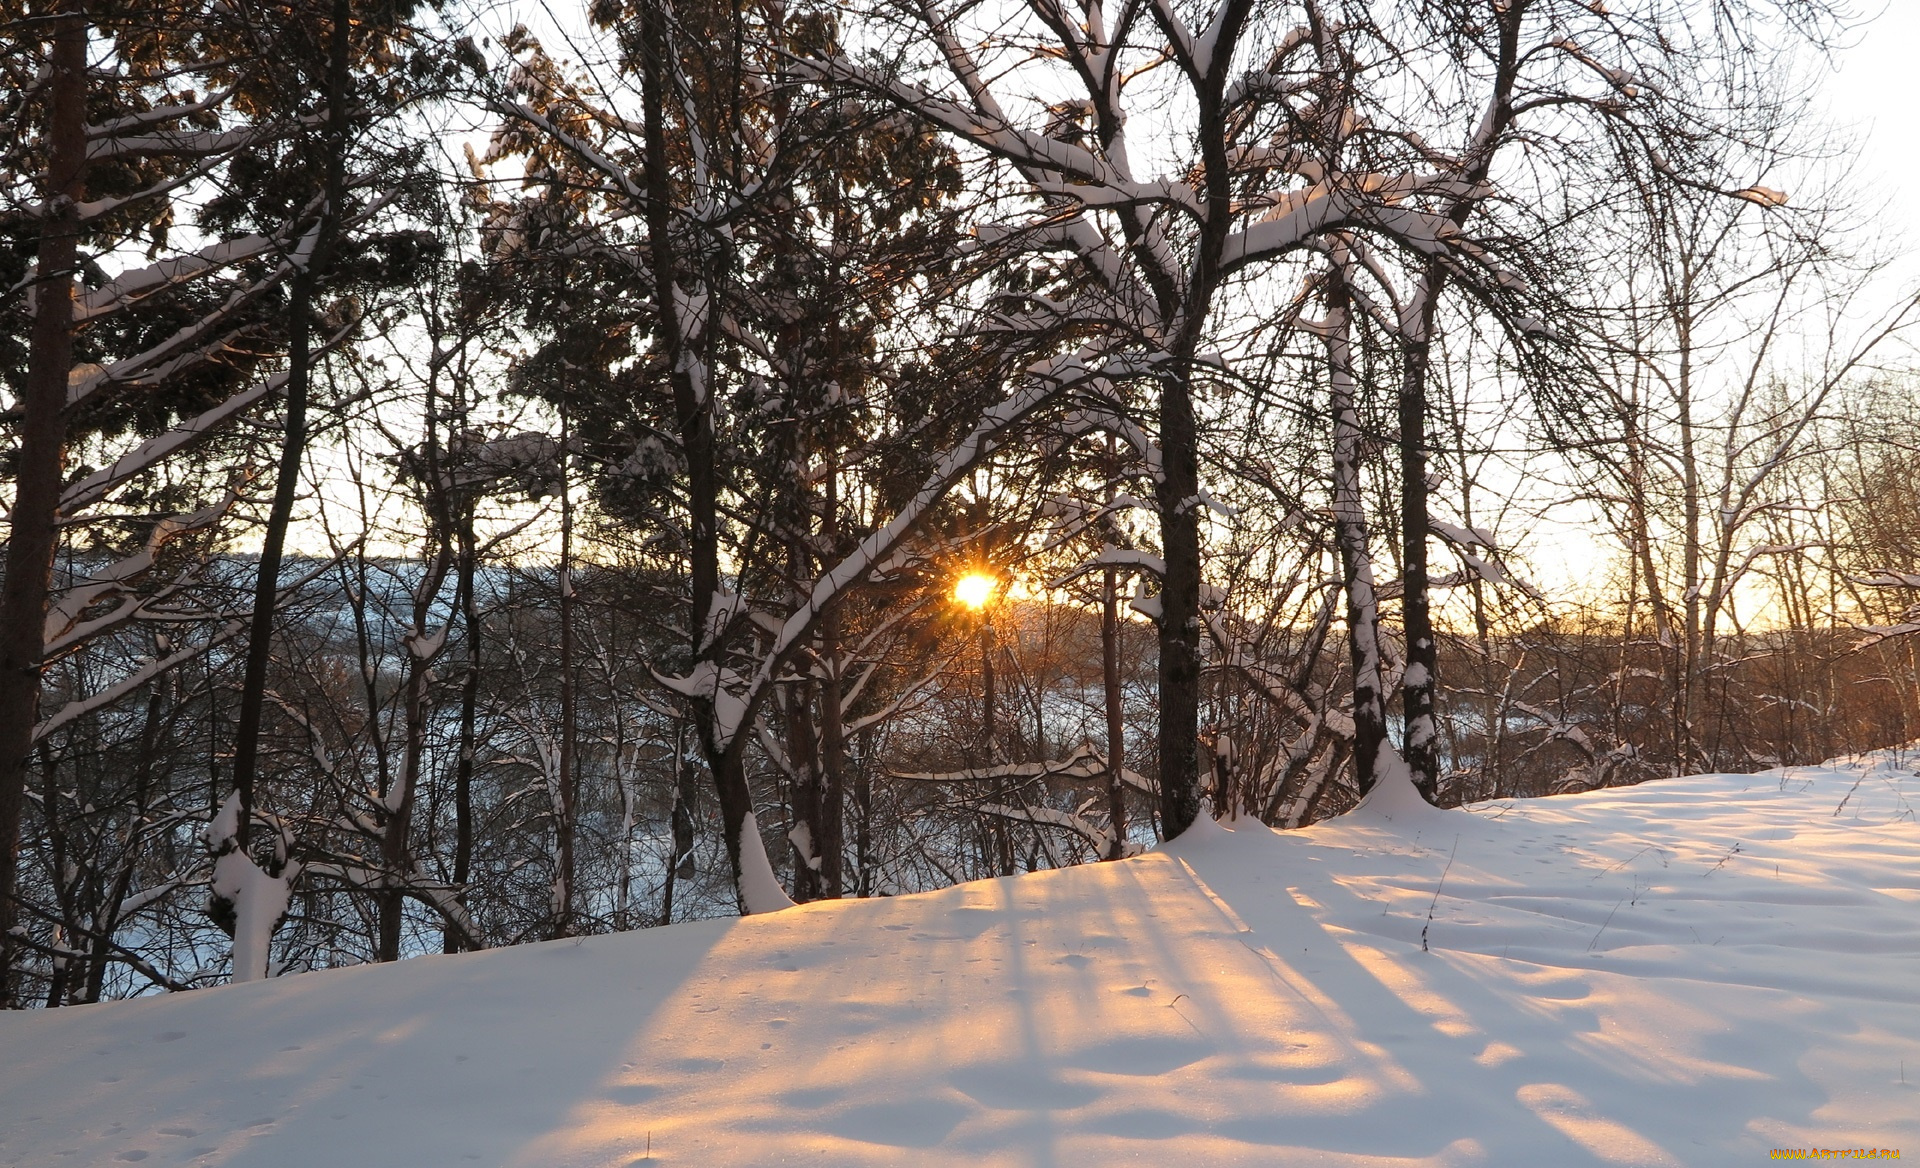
[{"left": 954, "top": 572, "right": 995, "bottom": 610}]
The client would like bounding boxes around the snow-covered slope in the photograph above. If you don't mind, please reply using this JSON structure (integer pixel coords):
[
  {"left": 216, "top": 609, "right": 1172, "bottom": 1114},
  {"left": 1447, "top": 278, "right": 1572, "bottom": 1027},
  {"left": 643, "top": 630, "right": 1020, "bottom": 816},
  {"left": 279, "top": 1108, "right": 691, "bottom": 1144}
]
[{"left": 4, "top": 757, "right": 1917, "bottom": 1167}]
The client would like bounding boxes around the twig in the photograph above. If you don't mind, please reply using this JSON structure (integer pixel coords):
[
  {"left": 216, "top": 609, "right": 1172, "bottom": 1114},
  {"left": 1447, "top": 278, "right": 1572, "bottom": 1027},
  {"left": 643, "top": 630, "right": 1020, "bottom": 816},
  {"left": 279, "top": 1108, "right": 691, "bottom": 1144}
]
[
  {"left": 1704, "top": 842, "right": 1742, "bottom": 875},
  {"left": 1593, "top": 844, "right": 1670, "bottom": 878},
  {"left": 1588, "top": 895, "right": 1627, "bottom": 953},
  {"left": 1834, "top": 772, "right": 1869, "bottom": 818},
  {"left": 1422, "top": 835, "right": 1460, "bottom": 954}
]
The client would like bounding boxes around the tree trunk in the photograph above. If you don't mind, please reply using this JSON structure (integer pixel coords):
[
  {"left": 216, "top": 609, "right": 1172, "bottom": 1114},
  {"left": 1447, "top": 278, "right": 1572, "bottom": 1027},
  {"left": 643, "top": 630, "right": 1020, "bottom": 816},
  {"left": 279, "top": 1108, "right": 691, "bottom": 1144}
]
[
  {"left": 1102, "top": 562, "right": 1128, "bottom": 858},
  {"left": 637, "top": 0, "right": 775, "bottom": 912},
  {"left": 815, "top": 470, "right": 846, "bottom": 897},
  {"left": 661, "top": 721, "right": 694, "bottom": 925},
  {"left": 220, "top": 0, "right": 351, "bottom": 969},
  {"left": 785, "top": 681, "right": 824, "bottom": 902},
  {"left": 980, "top": 615, "right": 997, "bottom": 758},
  {"left": 383, "top": 534, "right": 452, "bottom": 961},
  {"left": 1155, "top": 364, "right": 1203, "bottom": 838},
  {"left": 226, "top": 0, "right": 349, "bottom": 874},
  {"left": 1398, "top": 265, "right": 1443, "bottom": 805},
  {"left": 446, "top": 499, "right": 479, "bottom": 953},
  {"left": 553, "top": 403, "right": 577, "bottom": 937},
  {"left": 817, "top": 604, "right": 848, "bottom": 898},
  {"left": 86, "top": 683, "right": 165, "bottom": 1001},
  {"left": 854, "top": 726, "right": 872, "bottom": 897},
  {"left": 0, "top": 0, "right": 87, "bottom": 1007},
  {"left": 1326, "top": 264, "right": 1392, "bottom": 796},
  {"left": 1674, "top": 271, "right": 1701, "bottom": 774}
]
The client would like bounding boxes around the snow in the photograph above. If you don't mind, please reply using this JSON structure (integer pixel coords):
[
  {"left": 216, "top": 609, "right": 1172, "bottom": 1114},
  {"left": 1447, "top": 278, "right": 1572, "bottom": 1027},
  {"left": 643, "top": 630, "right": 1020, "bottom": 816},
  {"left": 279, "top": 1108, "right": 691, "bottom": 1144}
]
[
  {"left": 1735, "top": 186, "right": 1790, "bottom": 208},
  {"left": 206, "top": 850, "right": 298, "bottom": 984},
  {"left": 4, "top": 755, "right": 1918, "bottom": 1165},
  {"left": 1431, "top": 519, "right": 1498, "bottom": 549},
  {"left": 1128, "top": 578, "right": 1164, "bottom": 621},
  {"left": 1348, "top": 753, "right": 1447, "bottom": 826},
  {"left": 203, "top": 795, "right": 300, "bottom": 985},
  {"left": 736, "top": 812, "right": 797, "bottom": 916}
]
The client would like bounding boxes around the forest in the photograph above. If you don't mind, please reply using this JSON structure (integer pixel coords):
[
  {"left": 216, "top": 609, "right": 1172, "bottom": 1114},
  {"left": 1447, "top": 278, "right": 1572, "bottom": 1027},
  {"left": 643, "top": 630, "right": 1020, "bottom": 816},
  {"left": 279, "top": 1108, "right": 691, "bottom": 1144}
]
[{"left": 4, "top": 0, "right": 1918, "bottom": 1008}]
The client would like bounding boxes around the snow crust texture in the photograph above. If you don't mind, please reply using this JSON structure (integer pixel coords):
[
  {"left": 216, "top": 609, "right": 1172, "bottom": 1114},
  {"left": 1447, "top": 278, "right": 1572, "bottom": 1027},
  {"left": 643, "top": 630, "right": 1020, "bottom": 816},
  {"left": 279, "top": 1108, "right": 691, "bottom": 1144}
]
[{"left": 3, "top": 756, "right": 1917, "bottom": 1166}]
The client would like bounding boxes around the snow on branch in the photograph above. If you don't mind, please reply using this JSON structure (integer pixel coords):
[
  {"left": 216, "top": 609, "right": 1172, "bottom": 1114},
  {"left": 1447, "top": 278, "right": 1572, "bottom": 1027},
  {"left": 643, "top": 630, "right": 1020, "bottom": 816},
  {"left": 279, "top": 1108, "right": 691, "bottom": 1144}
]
[
  {"left": 43, "top": 494, "right": 239, "bottom": 655},
  {"left": 1732, "top": 186, "right": 1788, "bottom": 208},
  {"left": 800, "top": 55, "right": 1202, "bottom": 221},
  {"left": 1222, "top": 177, "right": 1467, "bottom": 272},
  {"left": 59, "top": 314, "right": 357, "bottom": 516},
  {"left": 74, "top": 235, "right": 277, "bottom": 323},
  {"left": 64, "top": 191, "right": 389, "bottom": 408},
  {"left": 86, "top": 124, "right": 278, "bottom": 164},
  {"left": 890, "top": 742, "right": 1150, "bottom": 794},
  {"left": 85, "top": 87, "right": 238, "bottom": 139},
  {"left": 1430, "top": 519, "right": 1498, "bottom": 549},
  {"left": 1454, "top": 548, "right": 1547, "bottom": 604},
  {"left": 33, "top": 621, "right": 245, "bottom": 745},
  {"left": 205, "top": 794, "right": 300, "bottom": 983},
  {"left": 1050, "top": 546, "right": 1167, "bottom": 590},
  {"left": 976, "top": 801, "right": 1131, "bottom": 857}
]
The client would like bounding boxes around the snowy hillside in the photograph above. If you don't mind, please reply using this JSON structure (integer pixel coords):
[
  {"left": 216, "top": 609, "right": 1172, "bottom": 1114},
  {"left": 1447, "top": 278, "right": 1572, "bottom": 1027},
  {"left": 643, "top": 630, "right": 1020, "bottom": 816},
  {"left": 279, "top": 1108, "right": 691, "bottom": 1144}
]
[{"left": 3, "top": 757, "right": 1917, "bottom": 1167}]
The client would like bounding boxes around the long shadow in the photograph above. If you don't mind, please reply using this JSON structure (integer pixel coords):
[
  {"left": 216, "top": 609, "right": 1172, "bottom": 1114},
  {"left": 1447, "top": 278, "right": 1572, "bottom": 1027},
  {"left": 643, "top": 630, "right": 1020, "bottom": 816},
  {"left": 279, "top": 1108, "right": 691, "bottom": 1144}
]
[
  {"left": 0, "top": 919, "right": 732, "bottom": 1168},
  {"left": 1171, "top": 817, "right": 1853, "bottom": 1164},
  {"left": 6, "top": 810, "right": 1888, "bottom": 1168}
]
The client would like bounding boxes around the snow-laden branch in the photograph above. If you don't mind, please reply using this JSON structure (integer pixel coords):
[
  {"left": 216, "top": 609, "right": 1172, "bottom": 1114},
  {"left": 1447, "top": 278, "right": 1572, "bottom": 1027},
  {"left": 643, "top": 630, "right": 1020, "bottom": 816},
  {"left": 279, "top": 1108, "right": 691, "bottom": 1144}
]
[
  {"left": 1202, "top": 608, "right": 1356, "bottom": 740},
  {"left": 205, "top": 793, "right": 300, "bottom": 983},
  {"left": 86, "top": 123, "right": 277, "bottom": 163},
  {"left": 488, "top": 97, "right": 648, "bottom": 208},
  {"left": 74, "top": 234, "right": 277, "bottom": 323},
  {"left": 1430, "top": 519, "right": 1498, "bottom": 550},
  {"left": 43, "top": 494, "right": 238, "bottom": 655},
  {"left": 976, "top": 801, "right": 1135, "bottom": 858},
  {"left": 1049, "top": 545, "right": 1167, "bottom": 590},
  {"left": 85, "top": 87, "right": 238, "bottom": 139},
  {"left": 801, "top": 55, "right": 1203, "bottom": 222},
  {"left": 63, "top": 189, "right": 389, "bottom": 407},
  {"left": 299, "top": 862, "right": 488, "bottom": 951},
  {"left": 1221, "top": 176, "right": 1469, "bottom": 272},
  {"left": 33, "top": 620, "right": 245, "bottom": 744},
  {"left": 892, "top": 743, "right": 1153, "bottom": 795},
  {"left": 58, "top": 313, "right": 357, "bottom": 516}
]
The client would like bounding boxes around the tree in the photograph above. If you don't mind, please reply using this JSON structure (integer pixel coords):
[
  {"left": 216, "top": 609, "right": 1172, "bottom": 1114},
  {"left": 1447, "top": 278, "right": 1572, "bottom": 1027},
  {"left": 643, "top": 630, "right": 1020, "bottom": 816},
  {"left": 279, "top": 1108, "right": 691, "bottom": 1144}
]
[
  {"left": 810, "top": 0, "right": 1511, "bottom": 833},
  {"left": 1, "top": 0, "right": 369, "bottom": 997}
]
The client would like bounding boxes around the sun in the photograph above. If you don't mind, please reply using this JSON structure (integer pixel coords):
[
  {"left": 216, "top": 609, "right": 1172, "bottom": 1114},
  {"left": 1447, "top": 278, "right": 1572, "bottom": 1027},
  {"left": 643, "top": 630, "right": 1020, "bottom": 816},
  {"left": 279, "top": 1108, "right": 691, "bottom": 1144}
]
[{"left": 953, "top": 572, "right": 995, "bottom": 610}]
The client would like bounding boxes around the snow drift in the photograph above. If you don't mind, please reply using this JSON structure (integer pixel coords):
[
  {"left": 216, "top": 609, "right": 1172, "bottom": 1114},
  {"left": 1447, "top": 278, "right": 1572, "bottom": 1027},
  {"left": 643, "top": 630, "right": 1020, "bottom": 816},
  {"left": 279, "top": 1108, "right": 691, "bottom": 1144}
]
[{"left": 2, "top": 756, "right": 1916, "bottom": 1166}]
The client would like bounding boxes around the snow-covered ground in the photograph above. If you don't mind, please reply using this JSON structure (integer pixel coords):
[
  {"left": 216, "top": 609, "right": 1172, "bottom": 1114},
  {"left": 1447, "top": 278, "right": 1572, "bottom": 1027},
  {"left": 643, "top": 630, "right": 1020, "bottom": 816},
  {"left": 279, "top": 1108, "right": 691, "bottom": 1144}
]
[{"left": 4, "top": 756, "right": 1917, "bottom": 1167}]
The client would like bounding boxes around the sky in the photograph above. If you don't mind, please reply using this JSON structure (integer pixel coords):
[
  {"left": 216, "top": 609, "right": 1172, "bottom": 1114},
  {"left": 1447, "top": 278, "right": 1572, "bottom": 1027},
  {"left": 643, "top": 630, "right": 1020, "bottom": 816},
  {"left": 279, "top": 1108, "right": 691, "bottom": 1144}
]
[
  {"left": 1820, "top": 3, "right": 1920, "bottom": 293},
  {"left": 301, "top": 2, "right": 1920, "bottom": 604},
  {"left": 1507, "top": 4, "right": 1920, "bottom": 605}
]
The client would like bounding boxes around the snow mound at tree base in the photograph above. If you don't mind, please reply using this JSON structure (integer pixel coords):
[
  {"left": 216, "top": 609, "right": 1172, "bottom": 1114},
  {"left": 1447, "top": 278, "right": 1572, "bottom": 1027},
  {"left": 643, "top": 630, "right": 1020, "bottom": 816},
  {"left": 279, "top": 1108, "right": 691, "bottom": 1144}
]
[{"left": 4, "top": 755, "right": 1918, "bottom": 1167}]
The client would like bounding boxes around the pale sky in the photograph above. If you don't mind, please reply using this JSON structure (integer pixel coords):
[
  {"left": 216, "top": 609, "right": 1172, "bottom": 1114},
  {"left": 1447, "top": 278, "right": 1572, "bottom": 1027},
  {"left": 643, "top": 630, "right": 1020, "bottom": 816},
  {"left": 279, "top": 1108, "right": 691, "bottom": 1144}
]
[
  {"left": 310, "top": 3, "right": 1920, "bottom": 594},
  {"left": 1822, "top": 3, "right": 1920, "bottom": 291},
  {"left": 1513, "top": 3, "right": 1920, "bottom": 605}
]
